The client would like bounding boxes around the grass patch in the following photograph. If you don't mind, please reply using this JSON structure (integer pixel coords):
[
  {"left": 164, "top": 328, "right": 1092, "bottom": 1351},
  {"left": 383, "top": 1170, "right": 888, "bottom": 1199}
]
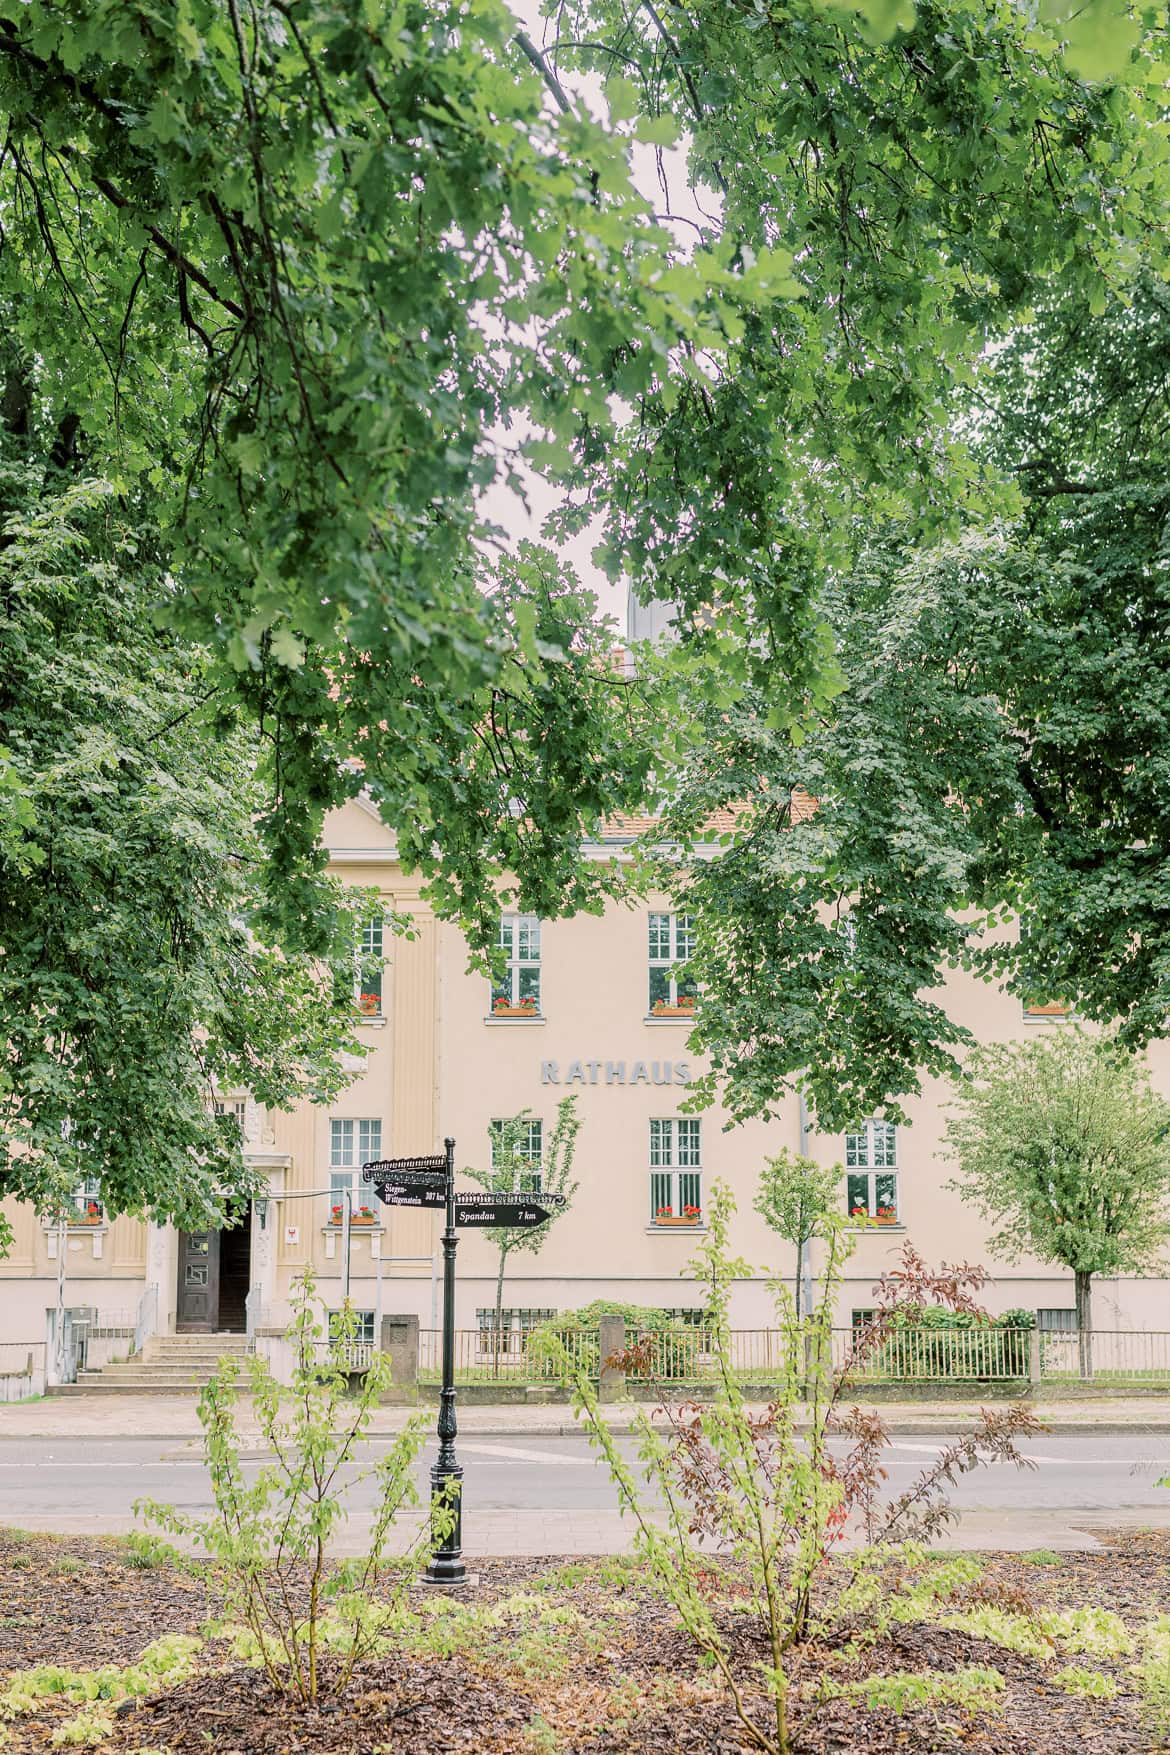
[{"left": 1020, "top": 1550, "right": 1064, "bottom": 1568}]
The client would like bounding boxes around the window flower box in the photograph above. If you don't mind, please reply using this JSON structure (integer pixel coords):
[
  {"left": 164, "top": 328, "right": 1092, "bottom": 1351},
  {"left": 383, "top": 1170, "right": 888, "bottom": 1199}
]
[
  {"left": 873, "top": 1207, "right": 899, "bottom": 1225},
  {"left": 654, "top": 1207, "right": 702, "bottom": 1227},
  {"left": 330, "top": 1204, "right": 344, "bottom": 1225},
  {"left": 352, "top": 1208, "right": 376, "bottom": 1226},
  {"left": 357, "top": 993, "right": 381, "bottom": 1016},
  {"left": 650, "top": 998, "right": 696, "bottom": 1017},
  {"left": 491, "top": 997, "right": 540, "bottom": 1018}
]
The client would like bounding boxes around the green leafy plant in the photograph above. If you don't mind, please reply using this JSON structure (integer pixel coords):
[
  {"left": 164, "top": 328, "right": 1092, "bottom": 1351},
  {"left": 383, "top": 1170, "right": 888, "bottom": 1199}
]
[
  {"left": 1053, "top": 1666, "right": 1119, "bottom": 1700},
  {"left": 813, "top": 1666, "right": 1005, "bottom": 1714},
  {"left": 753, "top": 1148, "right": 842, "bottom": 1320},
  {"left": 1020, "top": 1550, "right": 1063, "bottom": 1568},
  {"left": 49, "top": 1709, "right": 112, "bottom": 1748},
  {"left": 467, "top": 1097, "right": 580, "bottom": 1370},
  {"left": 543, "top": 1182, "right": 1039, "bottom": 1755},
  {"left": 136, "top": 1272, "right": 448, "bottom": 1704},
  {"left": 946, "top": 1031, "right": 1170, "bottom": 1377}
]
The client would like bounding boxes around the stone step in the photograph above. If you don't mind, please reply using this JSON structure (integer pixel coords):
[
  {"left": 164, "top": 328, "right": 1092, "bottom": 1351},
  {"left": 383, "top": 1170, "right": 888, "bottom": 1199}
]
[{"left": 48, "top": 1383, "right": 214, "bottom": 1397}]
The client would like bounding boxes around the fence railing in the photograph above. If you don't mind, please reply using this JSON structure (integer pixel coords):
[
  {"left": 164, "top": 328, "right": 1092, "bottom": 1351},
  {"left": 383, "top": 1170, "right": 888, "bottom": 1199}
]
[
  {"left": 1037, "top": 1328, "right": 1170, "bottom": 1381},
  {"left": 418, "top": 1326, "right": 601, "bottom": 1383},
  {"left": 410, "top": 1325, "right": 1170, "bottom": 1387}
]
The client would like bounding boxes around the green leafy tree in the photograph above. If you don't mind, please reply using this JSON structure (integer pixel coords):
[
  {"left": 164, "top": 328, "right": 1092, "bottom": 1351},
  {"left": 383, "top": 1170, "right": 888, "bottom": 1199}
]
[
  {"left": 944, "top": 1032, "right": 1170, "bottom": 1376},
  {"left": 0, "top": 451, "right": 364, "bottom": 1244},
  {"left": 466, "top": 1096, "right": 580, "bottom": 1367},
  {"left": 754, "top": 1148, "right": 842, "bottom": 1320},
  {"left": 0, "top": 0, "right": 1164, "bottom": 967}
]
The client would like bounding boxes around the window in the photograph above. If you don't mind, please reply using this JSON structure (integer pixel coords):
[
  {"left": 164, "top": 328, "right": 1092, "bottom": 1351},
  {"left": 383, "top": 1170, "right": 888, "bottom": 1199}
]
[
  {"left": 357, "top": 917, "right": 385, "bottom": 1017},
  {"left": 1019, "top": 920, "right": 1069, "bottom": 1019},
  {"left": 69, "top": 1176, "right": 102, "bottom": 1224},
  {"left": 489, "top": 1117, "right": 543, "bottom": 1192},
  {"left": 851, "top": 1308, "right": 877, "bottom": 1333},
  {"left": 491, "top": 916, "right": 541, "bottom": 1015},
  {"left": 213, "top": 1097, "right": 247, "bottom": 1138},
  {"left": 649, "top": 1118, "right": 702, "bottom": 1223},
  {"left": 648, "top": 912, "right": 696, "bottom": 1014},
  {"left": 846, "top": 1120, "right": 898, "bottom": 1223},
  {"left": 329, "top": 1119, "right": 382, "bottom": 1196},
  {"left": 1037, "top": 1308, "right": 1076, "bottom": 1333},
  {"left": 330, "top": 1309, "right": 376, "bottom": 1344},
  {"left": 476, "top": 1307, "right": 556, "bottom": 1354},
  {"left": 845, "top": 1120, "right": 897, "bottom": 1169}
]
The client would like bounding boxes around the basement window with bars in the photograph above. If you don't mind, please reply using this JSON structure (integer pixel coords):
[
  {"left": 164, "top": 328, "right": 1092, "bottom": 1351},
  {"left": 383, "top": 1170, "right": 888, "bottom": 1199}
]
[{"left": 476, "top": 1307, "right": 556, "bottom": 1355}]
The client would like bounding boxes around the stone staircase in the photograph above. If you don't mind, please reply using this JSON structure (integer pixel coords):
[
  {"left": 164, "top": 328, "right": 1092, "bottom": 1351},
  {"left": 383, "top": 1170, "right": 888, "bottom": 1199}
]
[{"left": 51, "top": 1333, "right": 252, "bottom": 1395}]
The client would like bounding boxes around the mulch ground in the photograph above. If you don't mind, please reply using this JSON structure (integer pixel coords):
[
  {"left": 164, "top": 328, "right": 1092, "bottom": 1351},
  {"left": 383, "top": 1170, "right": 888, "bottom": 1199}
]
[{"left": 1, "top": 1527, "right": 1167, "bottom": 1754}]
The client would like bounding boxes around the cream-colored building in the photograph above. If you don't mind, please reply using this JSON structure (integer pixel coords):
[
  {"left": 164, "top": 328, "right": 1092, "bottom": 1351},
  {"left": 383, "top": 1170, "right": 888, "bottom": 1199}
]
[{"left": 4, "top": 793, "right": 1169, "bottom": 1376}]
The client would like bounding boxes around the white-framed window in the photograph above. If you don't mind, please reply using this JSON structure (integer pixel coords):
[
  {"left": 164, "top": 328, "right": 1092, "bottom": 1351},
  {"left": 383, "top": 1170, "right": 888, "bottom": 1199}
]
[
  {"left": 69, "top": 1175, "right": 103, "bottom": 1223},
  {"left": 491, "top": 916, "right": 541, "bottom": 1015},
  {"left": 357, "top": 916, "right": 385, "bottom": 1017},
  {"left": 329, "top": 1117, "right": 382, "bottom": 1194},
  {"left": 845, "top": 1119, "right": 897, "bottom": 1170},
  {"left": 330, "top": 1309, "right": 376, "bottom": 1344},
  {"left": 649, "top": 1118, "right": 702, "bottom": 1222},
  {"left": 846, "top": 1120, "right": 898, "bottom": 1223},
  {"left": 846, "top": 1169, "right": 899, "bottom": 1223},
  {"left": 476, "top": 1307, "right": 556, "bottom": 1353},
  {"left": 1037, "top": 1308, "right": 1076, "bottom": 1333},
  {"left": 648, "top": 911, "right": 696, "bottom": 1013},
  {"left": 213, "top": 1097, "right": 247, "bottom": 1138},
  {"left": 489, "top": 1117, "right": 543, "bottom": 1191}
]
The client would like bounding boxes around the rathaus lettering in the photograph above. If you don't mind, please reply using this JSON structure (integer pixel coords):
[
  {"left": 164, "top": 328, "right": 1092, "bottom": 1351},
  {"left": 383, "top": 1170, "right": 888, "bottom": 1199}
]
[{"left": 540, "top": 1059, "right": 691, "bottom": 1086}]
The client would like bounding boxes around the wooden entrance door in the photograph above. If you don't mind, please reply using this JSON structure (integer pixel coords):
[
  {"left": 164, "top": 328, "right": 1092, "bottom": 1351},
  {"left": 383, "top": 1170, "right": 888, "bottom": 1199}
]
[{"left": 176, "top": 1230, "right": 220, "bottom": 1332}]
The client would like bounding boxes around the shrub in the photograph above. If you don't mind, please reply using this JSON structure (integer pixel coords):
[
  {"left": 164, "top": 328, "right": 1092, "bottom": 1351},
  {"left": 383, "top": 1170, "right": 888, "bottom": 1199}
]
[
  {"left": 531, "top": 1301, "right": 703, "bottom": 1379},
  {"left": 875, "top": 1306, "right": 1034, "bottom": 1381},
  {"left": 541, "top": 1182, "right": 1040, "bottom": 1755},
  {"left": 136, "top": 1273, "right": 451, "bottom": 1704}
]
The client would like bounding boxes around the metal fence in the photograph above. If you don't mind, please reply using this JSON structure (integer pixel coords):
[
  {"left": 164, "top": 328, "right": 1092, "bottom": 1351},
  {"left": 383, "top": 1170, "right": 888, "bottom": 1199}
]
[
  {"left": 414, "top": 1325, "right": 1170, "bottom": 1387},
  {"left": 418, "top": 1326, "right": 601, "bottom": 1383},
  {"left": 1037, "top": 1329, "right": 1170, "bottom": 1382}
]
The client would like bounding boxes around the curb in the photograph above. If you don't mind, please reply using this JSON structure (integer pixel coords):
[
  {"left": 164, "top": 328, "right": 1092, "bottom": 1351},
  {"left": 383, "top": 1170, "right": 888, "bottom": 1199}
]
[{"left": 6, "top": 1416, "right": 1170, "bottom": 1443}]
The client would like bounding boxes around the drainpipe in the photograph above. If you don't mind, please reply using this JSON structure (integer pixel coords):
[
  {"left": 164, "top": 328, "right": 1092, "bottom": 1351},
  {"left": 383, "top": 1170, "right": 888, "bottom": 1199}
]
[{"left": 798, "top": 1090, "right": 814, "bottom": 1319}]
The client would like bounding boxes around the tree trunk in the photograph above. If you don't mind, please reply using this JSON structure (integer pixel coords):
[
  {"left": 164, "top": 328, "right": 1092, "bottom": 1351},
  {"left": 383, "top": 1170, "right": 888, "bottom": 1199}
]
[
  {"left": 794, "top": 1242, "right": 803, "bottom": 1322},
  {"left": 1075, "top": 1270, "right": 1093, "bottom": 1380},
  {"left": 493, "top": 1247, "right": 507, "bottom": 1380}
]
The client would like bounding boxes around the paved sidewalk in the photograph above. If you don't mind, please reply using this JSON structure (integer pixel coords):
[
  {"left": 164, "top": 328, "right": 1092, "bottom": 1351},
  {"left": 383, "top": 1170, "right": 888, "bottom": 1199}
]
[{"left": 5, "top": 1392, "right": 1170, "bottom": 1440}]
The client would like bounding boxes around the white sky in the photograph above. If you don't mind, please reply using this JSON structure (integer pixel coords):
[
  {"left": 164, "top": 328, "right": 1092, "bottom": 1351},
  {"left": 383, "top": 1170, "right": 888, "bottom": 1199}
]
[{"left": 476, "top": 2, "right": 717, "bottom": 635}]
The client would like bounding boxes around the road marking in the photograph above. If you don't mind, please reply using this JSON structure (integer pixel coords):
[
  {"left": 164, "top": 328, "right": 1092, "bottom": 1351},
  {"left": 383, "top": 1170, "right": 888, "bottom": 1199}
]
[{"left": 454, "top": 1442, "right": 596, "bottom": 1467}]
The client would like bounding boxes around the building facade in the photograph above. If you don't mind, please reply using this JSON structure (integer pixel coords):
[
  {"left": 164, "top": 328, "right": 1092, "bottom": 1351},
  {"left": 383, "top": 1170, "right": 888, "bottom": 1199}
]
[{"left": 4, "top": 791, "right": 1169, "bottom": 1368}]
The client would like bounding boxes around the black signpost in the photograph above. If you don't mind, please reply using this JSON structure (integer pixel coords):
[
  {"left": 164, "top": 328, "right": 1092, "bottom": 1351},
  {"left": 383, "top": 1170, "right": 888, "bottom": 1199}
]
[{"left": 359, "top": 1145, "right": 567, "bottom": 1586}]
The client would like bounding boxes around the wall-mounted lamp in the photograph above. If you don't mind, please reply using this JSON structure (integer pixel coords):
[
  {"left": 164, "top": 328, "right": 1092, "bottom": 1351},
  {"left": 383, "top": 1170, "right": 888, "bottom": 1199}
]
[{"left": 255, "top": 1196, "right": 269, "bottom": 1231}]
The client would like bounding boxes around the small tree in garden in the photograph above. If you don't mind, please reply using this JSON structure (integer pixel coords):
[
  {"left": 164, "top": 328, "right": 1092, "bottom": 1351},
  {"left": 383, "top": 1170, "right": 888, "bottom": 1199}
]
[
  {"left": 136, "top": 1272, "right": 450, "bottom": 1704},
  {"left": 754, "top": 1147, "right": 842, "bottom": 1319},
  {"left": 945, "top": 1031, "right": 1170, "bottom": 1378},
  {"left": 540, "top": 1183, "right": 1039, "bottom": 1755},
  {"left": 466, "top": 1095, "right": 580, "bottom": 1368}
]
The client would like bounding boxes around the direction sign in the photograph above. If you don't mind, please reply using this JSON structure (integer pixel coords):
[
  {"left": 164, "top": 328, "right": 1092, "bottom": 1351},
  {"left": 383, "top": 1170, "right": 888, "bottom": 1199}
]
[
  {"left": 454, "top": 1191, "right": 567, "bottom": 1209},
  {"left": 454, "top": 1196, "right": 563, "bottom": 1228},
  {"left": 364, "top": 1169, "right": 447, "bottom": 1193},
  {"left": 373, "top": 1184, "right": 447, "bottom": 1210},
  {"left": 362, "top": 1155, "right": 447, "bottom": 1182}
]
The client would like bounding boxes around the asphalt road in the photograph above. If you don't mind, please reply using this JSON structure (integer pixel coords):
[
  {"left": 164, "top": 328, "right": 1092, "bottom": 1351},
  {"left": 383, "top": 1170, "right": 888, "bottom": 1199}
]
[{"left": 0, "top": 1431, "right": 1168, "bottom": 1551}]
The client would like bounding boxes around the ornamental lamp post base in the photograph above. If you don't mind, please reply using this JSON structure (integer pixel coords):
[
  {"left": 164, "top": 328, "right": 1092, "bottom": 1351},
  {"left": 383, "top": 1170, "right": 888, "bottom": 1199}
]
[{"left": 422, "top": 1459, "right": 467, "bottom": 1588}]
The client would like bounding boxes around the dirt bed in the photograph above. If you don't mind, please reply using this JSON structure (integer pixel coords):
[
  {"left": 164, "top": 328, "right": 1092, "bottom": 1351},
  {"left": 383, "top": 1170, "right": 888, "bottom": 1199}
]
[{"left": 0, "top": 1528, "right": 1166, "bottom": 1754}]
